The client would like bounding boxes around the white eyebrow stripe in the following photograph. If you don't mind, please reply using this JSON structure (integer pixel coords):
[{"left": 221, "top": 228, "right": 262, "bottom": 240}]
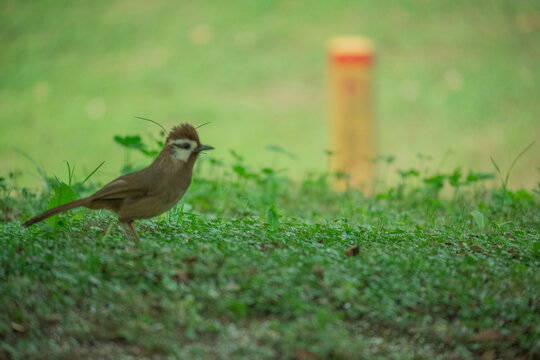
[{"left": 168, "top": 138, "right": 194, "bottom": 145}]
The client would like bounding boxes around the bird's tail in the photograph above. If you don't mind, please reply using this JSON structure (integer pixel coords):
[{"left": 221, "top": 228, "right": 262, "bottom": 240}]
[{"left": 23, "top": 197, "right": 91, "bottom": 227}]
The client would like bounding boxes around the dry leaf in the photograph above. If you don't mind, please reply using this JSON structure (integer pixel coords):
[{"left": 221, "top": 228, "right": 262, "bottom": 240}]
[
  {"left": 171, "top": 271, "right": 194, "bottom": 283},
  {"left": 259, "top": 241, "right": 282, "bottom": 252},
  {"left": 470, "top": 329, "right": 504, "bottom": 342},
  {"left": 182, "top": 256, "right": 199, "bottom": 264},
  {"left": 10, "top": 322, "right": 25, "bottom": 332},
  {"left": 313, "top": 265, "right": 325, "bottom": 280},
  {"left": 470, "top": 245, "right": 483, "bottom": 253},
  {"left": 45, "top": 313, "right": 63, "bottom": 323},
  {"left": 481, "top": 350, "right": 496, "bottom": 360},
  {"left": 295, "top": 348, "right": 318, "bottom": 360},
  {"left": 345, "top": 244, "right": 360, "bottom": 257},
  {"left": 225, "top": 283, "right": 241, "bottom": 291}
]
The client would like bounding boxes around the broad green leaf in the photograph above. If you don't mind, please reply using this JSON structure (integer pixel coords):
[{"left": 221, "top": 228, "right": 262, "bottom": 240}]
[
  {"left": 448, "top": 168, "right": 462, "bottom": 188},
  {"left": 423, "top": 174, "right": 445, "bottom": 189},
  {"left": 466, "top": 171, "right": 494, "bottom": 183},
  {"left": 47, "top": 182, "right": 77, "bottom": 227},
  {"left": 471, "top": 210, "right": 485, "bottom": 230},
  {"left": 398, "top": 169, "right": 420, "bottom": 179},
  {"left": 113, "top": 135, "right": 143, "bottom": 149},
  {"left": 267, "top": 205, "right": 279, "bottom": 230}
]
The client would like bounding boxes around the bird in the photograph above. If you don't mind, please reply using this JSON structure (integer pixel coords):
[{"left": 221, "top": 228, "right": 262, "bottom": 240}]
[{"left": 23, "top": 123, "right": 214, "bottom": 241}]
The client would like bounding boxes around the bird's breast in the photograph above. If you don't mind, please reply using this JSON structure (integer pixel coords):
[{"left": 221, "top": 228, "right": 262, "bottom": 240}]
[{"left": 114, "top": 167, "right": 193, "bottom": 222}]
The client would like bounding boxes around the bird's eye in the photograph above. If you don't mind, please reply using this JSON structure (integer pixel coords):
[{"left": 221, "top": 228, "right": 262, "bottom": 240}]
[{"left": 175, "top": 143, "right": 191, "bottom": 150}]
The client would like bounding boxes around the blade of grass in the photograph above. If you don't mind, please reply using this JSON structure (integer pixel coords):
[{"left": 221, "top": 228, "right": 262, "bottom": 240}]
[
  {"left": 15, "top": 149, "right": 48, "bottom": 186},
  {"left": 81, "top": 161, "right": 105, "bottom": 185},
  {"left": 490, "top": 157, "right": 503, "bottom": 184},
  {"left": 507, "top": 141, "right": 535, "bottom": 183},
  {"left": 491, "top": 141, "right": 535, "bottom": 208},
  {"left": 65, "top": 161, "right": 75, "bottom": 187},
  {"left": 100, "top": 221, "right": 114, "bottom": 243}
]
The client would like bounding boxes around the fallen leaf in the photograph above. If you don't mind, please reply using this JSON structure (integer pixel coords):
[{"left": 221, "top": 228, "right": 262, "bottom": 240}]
[
  {"left": 45, "top": 313, "right": 63, "bottom": 322},
  {"left": 259, "top": 241, "right": 282, "bottom": 252},
  {"left": 171, "top": 271, "right": 194, "bottom": 284},
  {"left": 182, "top": 256, "right": 199, "bottom": 264},
  {"left": 470, "top": 245, "right": 483, "bottom": 253},
  {"left": 10, "top": 322, "right": 25, "bottom": 332},
  {"left": 470, "top": 329, "right": 504, "bottom": 342},
  {"left": 345, "top": 245, "right": 360, "bottom": 257},
  {"left": 313, "top": 265, "right": 325, "bottom": 280},
  {"left": 295, "top": 347, "right": 318, "bottom": 360},
  {"left": 407, "top": 327, "right": 419, "bottom": 334},
  {"left": 481, "top": 350, "right": 496, "bottom": 360},
  {"left": 225, "top": 283, "right": 241, "bottom": 291}
]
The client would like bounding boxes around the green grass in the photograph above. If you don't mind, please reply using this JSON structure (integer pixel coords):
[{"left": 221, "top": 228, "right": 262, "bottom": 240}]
[
  {"left": 1, "top": 149, "right": 539, "bottom": 359},
  {"left": 1, "top": 0, "right": 539, "bottom": 189},
  {"left": 1, "top": 1, "right": 539, "bottom": 357}
]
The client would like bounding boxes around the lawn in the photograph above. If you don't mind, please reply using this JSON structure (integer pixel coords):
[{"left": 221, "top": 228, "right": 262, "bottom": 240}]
[
  {"left": 1, "top": 146, "right": 539, "bottom": 358},
  {"left": 1, "top": 0, "right": 539, "bottom": 189},
  {"left": 1, "top": 1, "right": 539, "bottom": 359}
]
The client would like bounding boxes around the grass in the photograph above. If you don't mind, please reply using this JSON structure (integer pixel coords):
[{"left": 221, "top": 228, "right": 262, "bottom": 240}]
[
  {"left": 1, "top": 0, "right": 539, "bottom": 189},
  {"left": 1, "top": 144, "right": 539, "bottom": 359},
  {"left": 1, "top": 1, "right": 539, "bottom": 358}
]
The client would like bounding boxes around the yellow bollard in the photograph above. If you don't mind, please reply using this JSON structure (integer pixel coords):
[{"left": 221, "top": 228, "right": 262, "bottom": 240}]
[{"left": 327, "top": 36, "right": 375, "bottom": 193}]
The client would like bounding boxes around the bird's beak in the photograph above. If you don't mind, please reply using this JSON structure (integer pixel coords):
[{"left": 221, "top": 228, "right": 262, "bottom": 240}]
[{"left": 194, "top": 144, "right": 214, "bottom": 153}]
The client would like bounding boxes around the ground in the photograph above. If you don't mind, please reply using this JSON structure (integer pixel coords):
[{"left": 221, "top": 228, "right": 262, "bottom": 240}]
[{"left": 1, "top": 158, "right": 539, "bottom": 359}]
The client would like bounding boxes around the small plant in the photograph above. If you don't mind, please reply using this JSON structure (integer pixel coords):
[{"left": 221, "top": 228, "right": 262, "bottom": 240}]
[
  {"left": 491, "top": 141, "right": 535, "bottom": 208},
  {"left": 267, "top": 204, "right": 279, "bottom": 231},
  {"left": 45, "top": 161, "right": 105, "bottom": 227},
  {"left": 113, "top": 134, "right": 161, "bottom": 173},
  {"left": 2, "top": 147, "right": 539, "bottom": 360},
  {"left": 111, "top": 116, "right": 171, "bottom": 172}
]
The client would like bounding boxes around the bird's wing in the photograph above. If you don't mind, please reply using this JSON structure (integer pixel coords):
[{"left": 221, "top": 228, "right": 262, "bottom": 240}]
[{"left": 91, "top": 177, "right": 149, "bottom": 200}]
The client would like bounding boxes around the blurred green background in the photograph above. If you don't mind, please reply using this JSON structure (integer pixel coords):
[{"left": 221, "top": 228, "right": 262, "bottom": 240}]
[{"left": 1, "top": 0, "right": 539, "bottom": 189}]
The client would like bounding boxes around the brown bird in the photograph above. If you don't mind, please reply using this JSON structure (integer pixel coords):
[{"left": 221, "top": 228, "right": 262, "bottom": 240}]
[{"left": 23, "top": 123, "right": 214, "bottom": 241}]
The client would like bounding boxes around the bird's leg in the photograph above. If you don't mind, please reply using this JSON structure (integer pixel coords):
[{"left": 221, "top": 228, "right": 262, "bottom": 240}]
[
  {"left": 128, "top": 221, "right": 141, "bottom": 242},
  {"left": 119, "top": 222, "right": 132, "bottom": 241}
]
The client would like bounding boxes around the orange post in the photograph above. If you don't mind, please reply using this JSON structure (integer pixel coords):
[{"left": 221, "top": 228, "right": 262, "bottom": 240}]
[{"left": 328, "top": 36, "right": 375, "bottom": 192}]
